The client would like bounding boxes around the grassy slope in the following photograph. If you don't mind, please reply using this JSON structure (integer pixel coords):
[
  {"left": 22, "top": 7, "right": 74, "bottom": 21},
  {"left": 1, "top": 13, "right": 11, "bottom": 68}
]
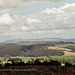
[
  {"left": 0, "top": 44, "right": 75, "bottom": 64},
  {"left": 0, "top": 44, "right": 64, "bottom": 57}
]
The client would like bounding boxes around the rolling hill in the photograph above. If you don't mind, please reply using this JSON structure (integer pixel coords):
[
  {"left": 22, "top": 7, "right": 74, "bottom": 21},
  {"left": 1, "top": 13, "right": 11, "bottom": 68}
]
[
  {"left": 1, "top": 38, "right": 75, "bottom": 45},
  {"left": 0, "top": 41, "right": 75, "bottom": 57},
  {"left": 0, "top": 43, "right": 64, "bottom": 57}
]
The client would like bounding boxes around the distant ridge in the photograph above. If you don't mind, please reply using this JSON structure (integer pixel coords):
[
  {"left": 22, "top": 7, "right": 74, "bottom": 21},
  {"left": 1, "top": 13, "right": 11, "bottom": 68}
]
[{"left": 0, "top": 38, "right": 75, "bottom": 44}]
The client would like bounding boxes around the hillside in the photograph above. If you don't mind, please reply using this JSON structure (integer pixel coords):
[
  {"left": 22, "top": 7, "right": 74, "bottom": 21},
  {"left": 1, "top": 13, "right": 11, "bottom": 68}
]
[
  {"left": 0, "top": 43, "right": 75, "bottom": 57},
  {"left": 48, "top": 45, "right": 75, "bottom": 56},
  {"left": 1, "top": 38, "right": 75, "bottom": 44},
  {"left": 0, "top": 44, "right": 64, "bottom": 57}
]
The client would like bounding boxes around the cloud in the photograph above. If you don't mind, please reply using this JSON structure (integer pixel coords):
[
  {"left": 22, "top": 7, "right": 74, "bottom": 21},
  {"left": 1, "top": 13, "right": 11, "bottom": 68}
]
[
  {"left": 32, "top": 31, "right": 46, "bottom": 34},
  {"left": 51, "top": 30, "right": 64, "bottom": 34},
  {"left": 0, "top": 3, "right": 75, "bottom": 28},
  {"left": 0, "top": 13, "right": 14, "bottom": 25},
  {"left": 2, "top": 32, "right": 20, "bottom": 36},
  {"left": 26, "top": 18, "right": 41, "bottom": 24},
  {"left": 41, "top": 3, "right": 75, "bottom": 29},
  {"left": 0, "top": 0, "right": 30, "bottom": 13},
  {"left": 0, "top": 3, "right": 75, "bottom": 40},
  {"left": 0, "top": 0, "right": 65, "bottom": 12}
]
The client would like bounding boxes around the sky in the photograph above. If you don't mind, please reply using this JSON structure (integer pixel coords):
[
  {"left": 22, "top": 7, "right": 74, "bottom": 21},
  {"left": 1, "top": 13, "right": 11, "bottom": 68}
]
[{"left": 0, "top": 0, "right": 75, "bottom": 42}]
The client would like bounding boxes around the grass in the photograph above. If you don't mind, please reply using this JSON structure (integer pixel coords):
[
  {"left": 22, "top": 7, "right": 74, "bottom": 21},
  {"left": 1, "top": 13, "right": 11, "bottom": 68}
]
[
  {"left": 0, "top": 57, "right": 4, "bottom": 61},
  {"left": 49, "top": 56, "right": 75, "bottom": 64},
  {"left": 12, "top": 56, "right": 48, "bottom": 62},
  {"left": 0, "top": 56, "right": 75, "bottom": 62},
  {"left": 0, "top": 56, "right": 50, "bottom": 63},
  {"left": 49, "top": 56, "right": 75, "bottom": 59},
  {"left": 58, "top": 44, "right": 75, "bottom": 47},
  {"left": 0, "top": 56, "right": 75, "bottom": 64},
  {"left": 0, "top": 56, "right": 75, "bottom": 61}
]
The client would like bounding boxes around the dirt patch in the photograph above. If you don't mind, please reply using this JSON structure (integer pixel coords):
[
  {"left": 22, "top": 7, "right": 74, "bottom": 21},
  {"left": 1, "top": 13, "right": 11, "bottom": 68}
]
[
  {"left": 48, "top": 46, "right": 72, "bottom": 51},
  {"left": 64, "top": 51, "right": 75, "bottom": 56},
  {"left": 48, "top": 46, "right": 75, "bottom": 56}
]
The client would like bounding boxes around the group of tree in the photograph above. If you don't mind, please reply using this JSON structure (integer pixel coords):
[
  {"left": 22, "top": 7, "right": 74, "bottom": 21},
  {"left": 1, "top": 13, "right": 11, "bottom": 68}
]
[
  {"left": 1, "top": 58, "right": 74, "bottom": 67},
  {"left": 0, "top": 58, "right": 75, "bottom": 75}
]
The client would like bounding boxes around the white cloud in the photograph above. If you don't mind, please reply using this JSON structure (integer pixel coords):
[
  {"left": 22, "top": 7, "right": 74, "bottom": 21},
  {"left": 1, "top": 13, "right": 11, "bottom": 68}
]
[
  {"left": 32, "top": 31, "right": 46, "bottom": 34},
  {"left": 41, "top": 3, "right": 75, "bottom": 28},
  {"left": 60, "top": 3, "right": 75, "bottom": 9},
  {"left": 0, "top": 0, "right": 64, "bottom": 13},
  {"left": 0, "top": 13, "right": 14, "bottom": 25},
  {"left": 2, "top": 31, "right": 22, "bottom": 36},
  {"left": 21, "top": 26, "right": 28, "bottom": 30},
  {"left": 0, "top": 3, "right": 75, "bottom": 28},
  {"left": 0, "top": 3, "right": 75, "bottom": 40},
  {"left": 52, "top": 30, "right": 64, "bottom": 34},
  {"left": 0, "top": 0, "right": 30, "bottom": 12},
  {"left": 26, "top": 18, "right": 41, "bottom": 24}
]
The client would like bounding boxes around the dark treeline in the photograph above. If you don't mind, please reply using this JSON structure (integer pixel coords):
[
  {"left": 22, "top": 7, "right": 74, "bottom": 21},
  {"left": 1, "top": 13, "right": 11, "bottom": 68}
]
[
  {"left": 4, "top": 59, "right": 61, "bottom": 66},
  {"left": 0, "top": 59, "right": 75, "bottom": 67}
]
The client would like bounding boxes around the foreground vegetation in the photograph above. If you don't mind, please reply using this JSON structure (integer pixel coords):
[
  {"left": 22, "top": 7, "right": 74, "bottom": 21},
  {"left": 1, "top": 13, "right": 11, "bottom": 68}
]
[
  {"left": 0, "top": 65, "right": 75, "bottom": 75},
  {"left": 0, "top": 56, "right": 75, "bottom": 65},
  {"left": 0, "top": 58, "right": 75, "bottom": 75},
  {"left": 0, "top": 43, "right": 75, "bottom": 75}
]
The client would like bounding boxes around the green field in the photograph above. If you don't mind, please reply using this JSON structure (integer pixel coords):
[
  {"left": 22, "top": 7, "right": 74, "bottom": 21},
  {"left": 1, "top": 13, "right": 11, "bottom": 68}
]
[
  {"left": 0, "top": 57, "right": 4, "bottom": 60},
  {"left": 58, "top": 44, "right": 75, "bottom": 47},
  {"left": 0, "top": 56, "right": 75, "bottom": 61},
  {"left": 50, "top": 56, "right": 75, "bottom": 59},
  {"left": 0, "top": 56, "right": 75, "bottom": 64}
]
